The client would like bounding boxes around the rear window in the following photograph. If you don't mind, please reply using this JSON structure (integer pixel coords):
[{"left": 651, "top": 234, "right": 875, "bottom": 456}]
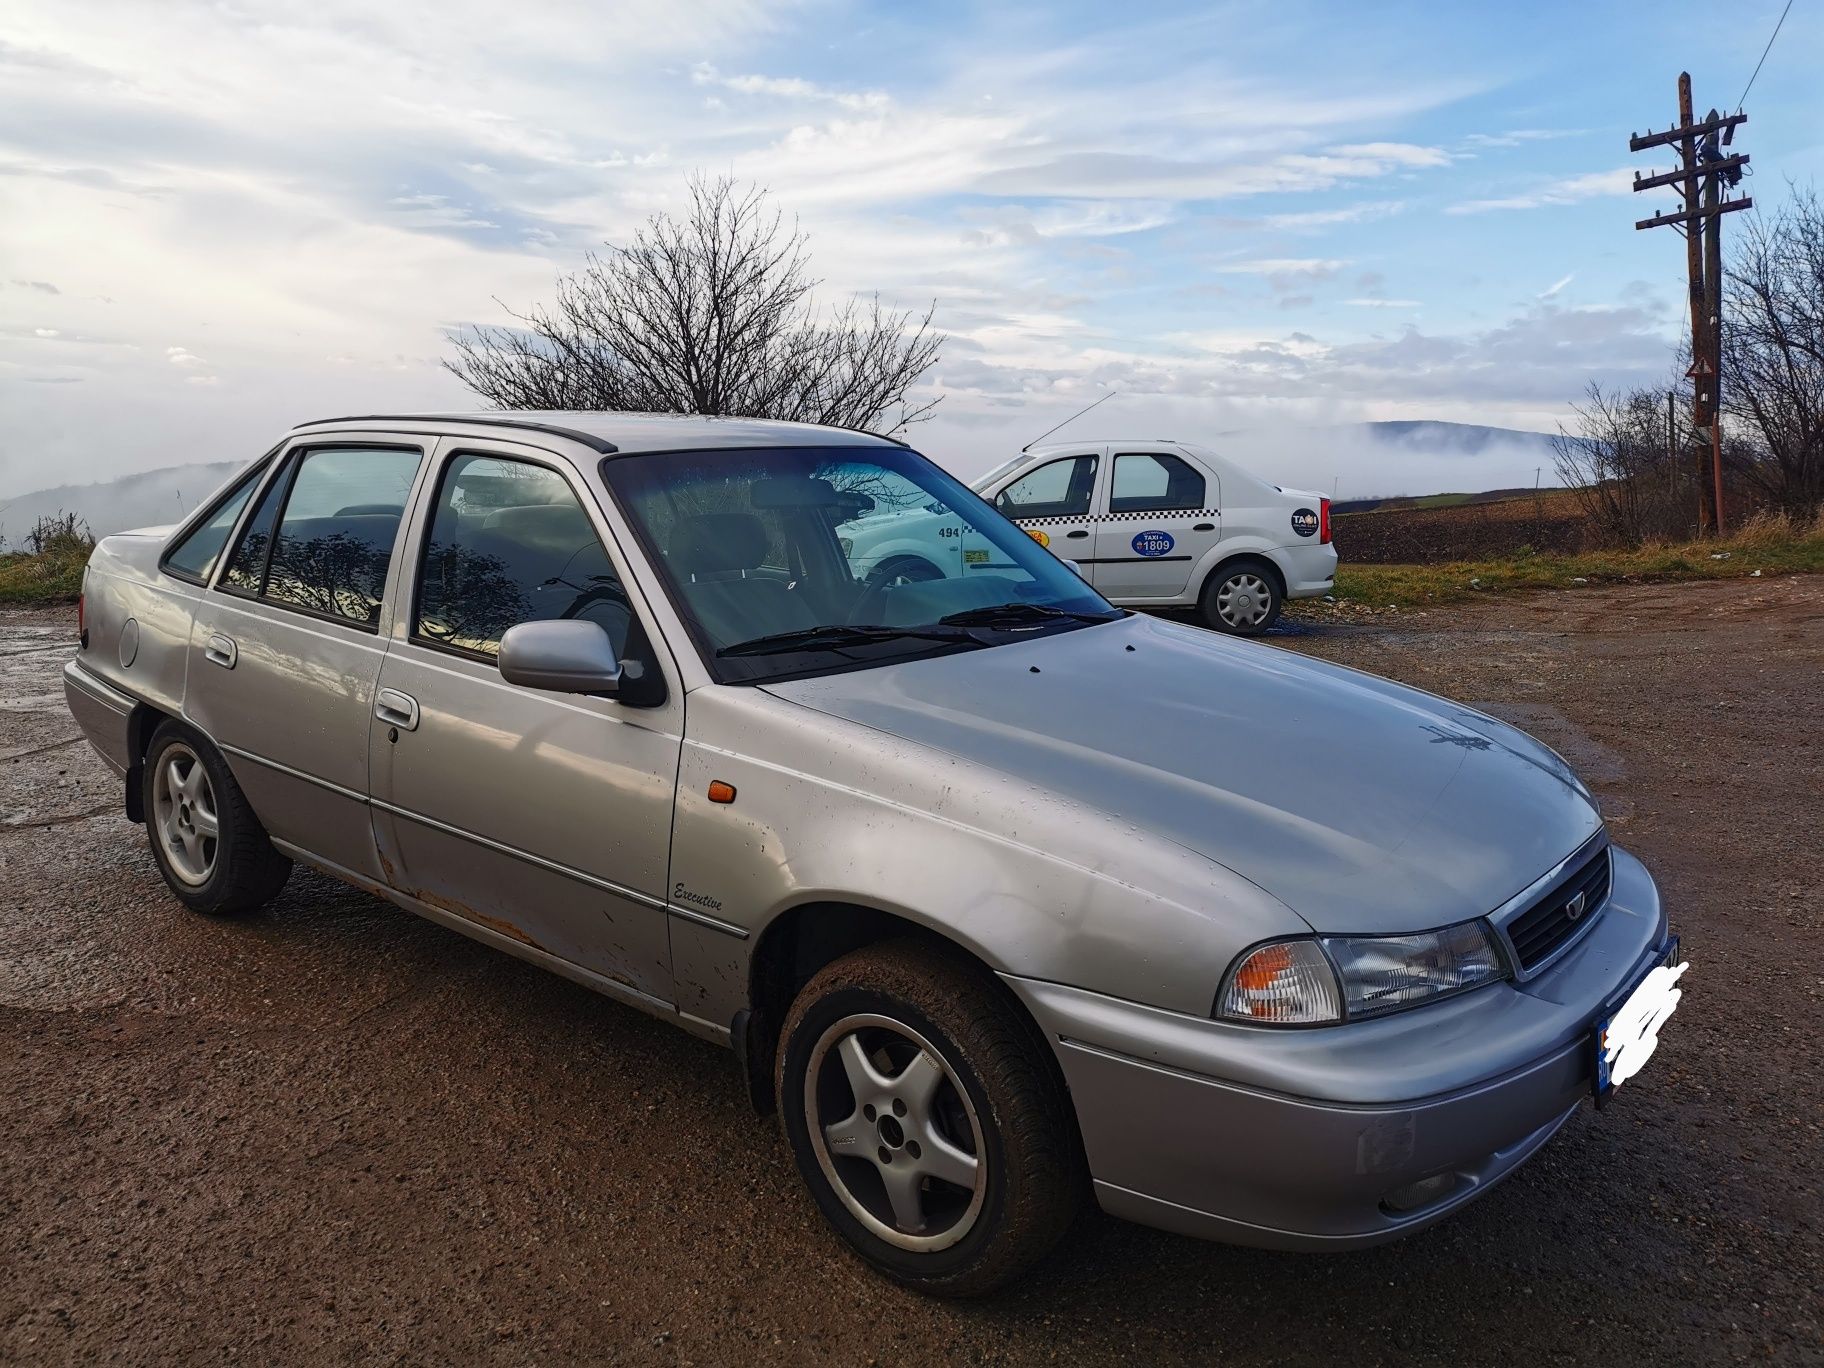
[
  {"left": 163, "top": 461, "right": 268, "bottom": 583},
  {"left": 220, "top": 446, "right": 421, "bottom": 629},
  {"left": 1110, "top": 453, "right": 1206, "bottom": 514}
]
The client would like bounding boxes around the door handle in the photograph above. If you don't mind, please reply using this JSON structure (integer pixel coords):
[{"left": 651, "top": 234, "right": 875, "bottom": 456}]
[
  {"left": 1193, "top": 523, "right": 1215, "bottom": 532},
  {"left": 204, "top": 634, "right": 237, "bottom": 669},
  {"left": 1065, "top": 529, "right": 1089, "bottom": 539},
  {"left": 375, "top": 688, "right": 420, "bottom": 732}
]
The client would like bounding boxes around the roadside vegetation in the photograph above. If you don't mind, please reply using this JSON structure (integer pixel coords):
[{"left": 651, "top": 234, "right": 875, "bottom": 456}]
[
  {"left": 0, "top": 512, "right": 93, "bottom": 606},
  {"left": 1298, "top": 509, "right": 1824, "bottom": 614}
]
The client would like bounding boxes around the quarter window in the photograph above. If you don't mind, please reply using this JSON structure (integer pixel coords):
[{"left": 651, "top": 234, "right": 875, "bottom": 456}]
[
  {"left": 414, "top": 454, "right": 632, "bottom": 659},
  {"left": 1110, "top": 453, "right": 1206, "bottom": 514},
  {"left": 995, "top": 456, "right": 1098, "bottom": 519},
  {"left": 164, "top": 461, "right": 267, "bottom": 583},
  {"left": 221, "top": 446, "right": 420, "bottom": 628}
]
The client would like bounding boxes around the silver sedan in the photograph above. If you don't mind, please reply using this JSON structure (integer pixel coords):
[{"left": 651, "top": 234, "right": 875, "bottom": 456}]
[{"left": 65, "top": 412, "right": 1684, "bottom": 1295}]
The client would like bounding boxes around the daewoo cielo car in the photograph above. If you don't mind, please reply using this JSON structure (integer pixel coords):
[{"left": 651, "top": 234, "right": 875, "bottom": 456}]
[{"left": 64, "top": 412, "right": 1685, "bottom": 1295}]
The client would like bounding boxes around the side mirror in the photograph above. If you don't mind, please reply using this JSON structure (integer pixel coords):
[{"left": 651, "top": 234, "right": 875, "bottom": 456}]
[
  {"left": 1061, "top": 559, "right": 1087, "bottom": 578},
  {"left": 498, "top": 619, "right": 622, "bottom": 695}
]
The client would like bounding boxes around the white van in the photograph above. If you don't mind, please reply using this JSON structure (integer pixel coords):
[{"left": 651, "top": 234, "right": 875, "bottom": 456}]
[{"left": 841, "top": 441, "right": 1337, "bottom": 634}]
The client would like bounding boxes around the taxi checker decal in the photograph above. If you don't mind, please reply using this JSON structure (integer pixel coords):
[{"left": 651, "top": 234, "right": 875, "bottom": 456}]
[
  {"left": 1131, "top": 529, "right": 1175, "bottom": 557},
  {"left": 1290, "top": 507, "right": 1320, "bottom": 537},
  {"left": 1014, "top": 507, "right": 1220, "bottom": 526}
]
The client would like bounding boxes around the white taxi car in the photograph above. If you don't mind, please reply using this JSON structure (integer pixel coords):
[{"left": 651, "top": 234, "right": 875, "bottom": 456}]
[{"left": 841, "top": 441, "right": 1336, "bottom": 634}]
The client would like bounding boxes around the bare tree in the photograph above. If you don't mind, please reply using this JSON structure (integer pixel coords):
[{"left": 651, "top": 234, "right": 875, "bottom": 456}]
[
  {"left": 1552, "top": 383, "right": 1692, "bottom": 544},
  {"left": 1721, "top": 186, "right": 1824, "bottom": 517},
  {"left": 445, "top": 177, "right": 943, "bottom": 434}
]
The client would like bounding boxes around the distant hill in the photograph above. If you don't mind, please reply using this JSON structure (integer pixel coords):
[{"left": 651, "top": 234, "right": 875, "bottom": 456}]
[
  {"left": 0, "top": 462, "right": 242, "bottom": 546},
  {"left": 1353, "top": 421, "right": 1557, "bottom": 456}
]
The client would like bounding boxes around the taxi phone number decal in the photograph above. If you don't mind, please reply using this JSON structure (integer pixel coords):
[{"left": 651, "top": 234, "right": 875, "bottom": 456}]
[{"left": 1131, "top": 530, "right": 1175, "bottom": 557}]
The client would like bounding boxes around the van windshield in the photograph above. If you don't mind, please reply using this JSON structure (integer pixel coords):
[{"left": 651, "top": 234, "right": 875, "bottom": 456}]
[{"left": 601, "top": 444, "right": 1120, "bottom": 683}]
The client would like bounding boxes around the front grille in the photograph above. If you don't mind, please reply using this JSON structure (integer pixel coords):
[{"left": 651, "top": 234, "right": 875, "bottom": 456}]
[{"left": 1505, "top": 846, "right": 1612, "bottom": 971}]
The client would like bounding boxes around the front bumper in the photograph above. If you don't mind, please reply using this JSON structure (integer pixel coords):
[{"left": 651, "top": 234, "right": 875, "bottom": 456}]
[{"left": 1003, "top": 845, "right": 1671, "bottom": 1250}]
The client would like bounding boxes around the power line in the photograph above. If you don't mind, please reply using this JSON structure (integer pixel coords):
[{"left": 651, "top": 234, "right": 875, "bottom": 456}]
[{"left": 1737, "top": 0, "right": 1795, "bottom": 111}]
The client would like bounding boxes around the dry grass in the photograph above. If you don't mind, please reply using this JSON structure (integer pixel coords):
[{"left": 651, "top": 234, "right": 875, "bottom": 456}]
[
  {"left": 0, "top": 514, "right": 94, "bottom": 606},
  {"left": 1295, "top": 510, "right": 1824, "bottom": 614}
]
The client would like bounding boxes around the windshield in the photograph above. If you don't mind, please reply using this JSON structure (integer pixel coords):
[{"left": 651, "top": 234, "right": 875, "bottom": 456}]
[{"left": 601, "top": 444, "right": 1119, "bottom": 683}]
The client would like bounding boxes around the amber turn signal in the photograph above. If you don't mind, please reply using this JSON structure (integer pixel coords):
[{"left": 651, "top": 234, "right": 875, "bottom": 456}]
[{"left": 707, "top": 780, "right": 737, "bottom": 804}]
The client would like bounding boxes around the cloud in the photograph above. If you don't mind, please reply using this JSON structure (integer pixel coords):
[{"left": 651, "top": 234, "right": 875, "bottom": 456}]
[
  {"left": 1324, "top": 142, "right": 1451, "bottom": 168},
  {"left": 691, "top": 62, "right": 888, "bottom": 112},
  {"left": 9, "top": 278, "right": 61, "bottom": 293},
  {"left": 165, "top": 346, "right": 208, "bottom": 368},
  {"left": 1448, "top": 168, "right": 1635, "bottom": 214},
  {"left": 1344, "top": 298, "right": 1421, "bottom": 308},
  {"left": 1462, "top": 128, "right": 1586, "bottom": 149},
  {"left": 1259, "top": 200, "right": 1405, "bottom": 230},
  {"left": 1539, "top": 272, "right": 1574, "bottom": 299}
]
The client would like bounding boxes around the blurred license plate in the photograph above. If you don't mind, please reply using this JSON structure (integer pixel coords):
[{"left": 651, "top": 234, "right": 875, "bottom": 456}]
[{"left": 1593, "top": 937, "right": 1684, "bottom": 1107}]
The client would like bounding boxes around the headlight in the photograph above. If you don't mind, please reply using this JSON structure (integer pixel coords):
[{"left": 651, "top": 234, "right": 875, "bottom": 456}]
[{"left": 1218, "top": 921, "right": 1507, "bottom": 1026}]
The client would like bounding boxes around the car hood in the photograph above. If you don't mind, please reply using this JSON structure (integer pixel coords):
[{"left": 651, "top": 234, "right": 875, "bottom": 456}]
[{"left": 763, "top": 613, "right": 1601, "bottom": 934}]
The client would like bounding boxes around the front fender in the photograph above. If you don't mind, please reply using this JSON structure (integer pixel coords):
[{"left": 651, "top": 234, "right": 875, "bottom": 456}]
[{"left": 666, "top": 683, "right": 1309, "bottom": 1032}]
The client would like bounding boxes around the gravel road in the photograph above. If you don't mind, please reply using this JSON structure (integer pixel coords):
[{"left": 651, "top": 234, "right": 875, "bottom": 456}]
[{"left": 3, "top": 578, "right": 1820, "bottom": 1366}]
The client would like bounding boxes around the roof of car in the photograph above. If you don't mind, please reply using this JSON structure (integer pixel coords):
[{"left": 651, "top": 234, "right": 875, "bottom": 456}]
[
  {"left": 289, "top": 410, "right": 908, "bottom": 455},
  {"left": 1021, "top": 438, "right": 1188, "bottom": 457}
]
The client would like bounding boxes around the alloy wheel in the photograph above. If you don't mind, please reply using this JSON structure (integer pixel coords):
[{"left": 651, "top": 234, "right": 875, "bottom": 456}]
[
  {"left": 153, "top": 742, "right": 219, "bottom": 886},
  {"left": 804, "top": 1013, "right": 987, "bottom": 1252}
]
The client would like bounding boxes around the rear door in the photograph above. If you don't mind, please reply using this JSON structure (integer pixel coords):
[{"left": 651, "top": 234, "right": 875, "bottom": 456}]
[
  {"left": 185, "top": 436, "right": 428, "bottom": 881},
  {"left": 1088, "top": 449, "right": 1220, "bottom": 600},
  {"left": 367, "top": 437, "right": 683, "bottom": 1007},
  {"left": 990, "top": 450, "right": 1105, "bottom": 579}
]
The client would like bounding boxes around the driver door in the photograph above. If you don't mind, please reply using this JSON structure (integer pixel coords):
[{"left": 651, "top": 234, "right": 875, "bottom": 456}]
[
  {"left": 368, "top": 438, "right": 683, "bottom": 1007},
  {"left": 990, "top": 451, "right": 1104, "bottom": 580}
]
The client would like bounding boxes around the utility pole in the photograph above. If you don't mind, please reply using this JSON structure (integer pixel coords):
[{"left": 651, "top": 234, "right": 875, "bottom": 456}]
[{"left": 1629, "top": 73, "right": 1751, "bottom": 535}]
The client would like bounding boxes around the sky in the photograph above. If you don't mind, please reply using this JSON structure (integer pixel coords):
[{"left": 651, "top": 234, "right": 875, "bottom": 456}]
[{"left": 3, "top": 0, "right": 1820, "bottom": 504}]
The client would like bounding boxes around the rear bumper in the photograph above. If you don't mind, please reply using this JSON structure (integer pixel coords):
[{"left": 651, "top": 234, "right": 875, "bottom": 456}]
[
  {"left": 1280, "top": 544, "right": 1338, "bottom": 600},
  {"left": 1004, "top": 846, "right": 1671, "bottom": 1250},
  {"left": 63, "top": 658, "right": 135, "bottom": 776}
]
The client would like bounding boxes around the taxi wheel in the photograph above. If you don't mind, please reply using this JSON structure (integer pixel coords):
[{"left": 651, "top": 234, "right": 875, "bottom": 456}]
[
  {"left": 1200, "top": 559, "right": 1282, "bottom": 636},
  {"left": 776, "top": 939, "right": 1083, "bottom": 1297},
  {"left": 867, "top": 556, "right": 944, "bottom": 591}
]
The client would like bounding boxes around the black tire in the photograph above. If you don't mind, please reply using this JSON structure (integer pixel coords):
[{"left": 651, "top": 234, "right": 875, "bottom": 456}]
[
  {"left": 866, "top": 555, "right": 943, "bottom": 591},
  {"left": 1198, "top": 557, "right": 1283, "bottom": 636},
  {"left": 142, "top": 721, "right": 291, "bottom": 916},
  {"left": 776, "top": 939, "right": 1083, "bottom": 1297}
]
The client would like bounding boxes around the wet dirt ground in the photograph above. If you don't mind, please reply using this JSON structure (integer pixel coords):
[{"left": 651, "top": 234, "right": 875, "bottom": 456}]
[{"left": 3, "top": 578, "right": 1820, "bottom": 1366}]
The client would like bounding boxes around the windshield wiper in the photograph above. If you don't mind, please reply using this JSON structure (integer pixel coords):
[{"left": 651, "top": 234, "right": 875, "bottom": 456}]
[
  {"left": 938, "top": 602, "right": 1122, "bottom": 629},
  {"left": 717, "top": 623, "right": 983, "bottom": 658}
]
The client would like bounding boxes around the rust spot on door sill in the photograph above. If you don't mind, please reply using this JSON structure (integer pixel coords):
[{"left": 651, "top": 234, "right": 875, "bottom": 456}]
[{"left": 412, "top": 889, "right": 544, "bottom": 952}]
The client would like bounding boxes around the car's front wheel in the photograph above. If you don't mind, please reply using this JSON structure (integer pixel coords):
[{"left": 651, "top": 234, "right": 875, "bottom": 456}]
[
  {"left": 143, "top": 722, "right": 292, "bottom": 915},
  {"left": 776, "top": 940, "right": 1082, "bottom": 1296},
  {"left": 1200, "top": 559, "right": 1283, "bottom": 635}
]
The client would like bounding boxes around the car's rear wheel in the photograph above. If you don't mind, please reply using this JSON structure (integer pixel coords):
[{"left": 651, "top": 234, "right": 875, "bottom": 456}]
[
  {"left": 143, "top": 722, "right": 291, "bottom": 915},
  {"left": 1200, "top": 559, "right": 1283, "bottom": 635},
  {"left": 776, "top": 940, "right": 1082, "bottom": 1297}
]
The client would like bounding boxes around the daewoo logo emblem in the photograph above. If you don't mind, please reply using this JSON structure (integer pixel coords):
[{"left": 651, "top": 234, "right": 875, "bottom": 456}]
[{"left": 1564, "top": 891, "right": 1589, "bottom": 922}]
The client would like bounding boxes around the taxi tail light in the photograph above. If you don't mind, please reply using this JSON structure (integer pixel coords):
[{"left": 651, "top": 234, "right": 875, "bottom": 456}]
[{"left": 1320, "top": 498, "right": 1332, "bottom": 544}]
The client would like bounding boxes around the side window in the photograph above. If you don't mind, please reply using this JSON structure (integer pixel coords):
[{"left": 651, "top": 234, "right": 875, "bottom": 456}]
[
  {"left": 220, "top": 463, "right": 290, "bottom": 595},
  {"left": 1110, "top": 453, "right": 1207, "bottom": 514},
  {"left": 995, "top": 456, "right": 1098, "bottom": 519},
  {"left": 163, "top": 461, "right": 267, "bottom": 583},
  {"left": 414, "top": 454, "right": 631, "bottom": 660},
  {"left": 221, "top": 446, "right": 420, "bottom": 627}
]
